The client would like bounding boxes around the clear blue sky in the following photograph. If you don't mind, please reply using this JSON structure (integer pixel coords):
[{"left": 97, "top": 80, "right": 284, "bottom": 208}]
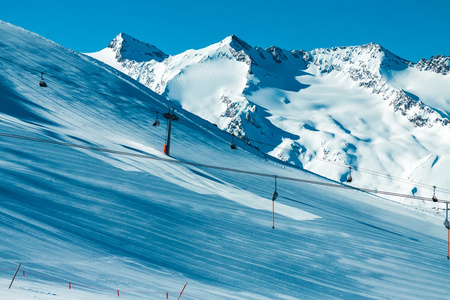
[{"left": 1, "top": 0, "right": 449, "bottom": 62}]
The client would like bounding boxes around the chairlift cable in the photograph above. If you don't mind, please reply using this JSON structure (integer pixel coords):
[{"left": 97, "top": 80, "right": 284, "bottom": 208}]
[{"left": 0, "top": 131, "right": 449, "bottom": 204}]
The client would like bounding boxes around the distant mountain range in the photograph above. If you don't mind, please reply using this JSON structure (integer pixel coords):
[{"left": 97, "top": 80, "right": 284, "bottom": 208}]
[{"left": 88, "top": 34, "right": 450, "bottom": 202}]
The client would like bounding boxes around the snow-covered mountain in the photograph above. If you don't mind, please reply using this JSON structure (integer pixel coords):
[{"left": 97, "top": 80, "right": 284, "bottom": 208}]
[
  {"left": 4, "top": 19, "right": 450, "bottom": 300},
  {"left": 88, "top": 34, "right": 450, "bottom": 205},
  {"left": 89, "top": 32, "right": 168, "bottom": 77}
]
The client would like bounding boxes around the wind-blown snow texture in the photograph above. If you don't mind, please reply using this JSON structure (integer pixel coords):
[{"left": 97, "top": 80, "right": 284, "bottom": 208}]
[
  {"left": 2, "top": 21, "right": 450, "bottom": 299},
  {"left": 89, "top": 34, "right": 450, "bottom": 207}
]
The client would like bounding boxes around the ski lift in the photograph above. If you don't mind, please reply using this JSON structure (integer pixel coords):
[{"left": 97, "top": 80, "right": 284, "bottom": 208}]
[
  {"left": 152, "top": 112, "right": 160, "bottom": 126},
  {"left": 272, "top": 176, "right": 278, "bottom": 229},
  {"left": 346, "top": 167, "right": 353, "bottom": 183},
  {"left": 230, "top": 136, "right": 237, "bottom": 150},
  {"left": 272, "top": 190, "right": 278, "bottom": 201},
  {"left": 432, "top": 186, "right": 438, "bottom": 202},
  {"left": 39, "top": 72, "right": 47, "bottom": 87}
]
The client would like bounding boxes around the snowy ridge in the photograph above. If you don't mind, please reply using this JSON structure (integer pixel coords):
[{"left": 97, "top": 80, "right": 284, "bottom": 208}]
[
  {"left": 3, "top": 20, "right": 450, "bottom": 300},
  {"left": 88, "top": 33, "right": 168, "bottom": 78},
  {"left": 303, "top": 43, "right": 449, "bottom": 127},
  {"left": 415, "top": 55, "right": 450, "bottom": 75},
  {"left": 107, "top": 32, "right": 168, "bottom": 63}
]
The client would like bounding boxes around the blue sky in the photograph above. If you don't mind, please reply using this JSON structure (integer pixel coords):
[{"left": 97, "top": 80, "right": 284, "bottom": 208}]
[{"left": 1, "top": 0, "right": 449, "bottom": 62}]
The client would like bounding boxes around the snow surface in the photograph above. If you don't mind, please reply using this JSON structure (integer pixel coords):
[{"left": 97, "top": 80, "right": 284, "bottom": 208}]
[
  {"left": 386, "top": 67, "right": 450, "bottom": 119},
  {"left": 87, "top": 35, "right": 450, "bottom": 209},
  {"left": 2, "top": 20, "right": 450, "bottom": 299}
]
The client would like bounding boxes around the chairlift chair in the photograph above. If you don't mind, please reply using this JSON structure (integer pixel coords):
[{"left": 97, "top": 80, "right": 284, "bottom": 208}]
[
  {"left": 346, "top": 167, "right": 353, "bottom": 183},
  {"left": 432, "top": 186, "right": 438, "bottom": 202},
  {"left": 39, "top": 72, "right": 47, "bottom": 87},
  {"left": 230, "top": 136, "right": 237, "bottom": 150},
  {"left": 152, "top": 112, "right": 160, "bottom": 126},
  {"left": 444, "top": 203, "right": 450, "bottom": 229},
  {"left": 272, "top": 176, "right": 278, "bottom": 201},
  {"left": 272, "top": 190, "right": 278, "bottom": 201},
  {"left": 444, "top": 218, "right": 450, "bottom": 230}
]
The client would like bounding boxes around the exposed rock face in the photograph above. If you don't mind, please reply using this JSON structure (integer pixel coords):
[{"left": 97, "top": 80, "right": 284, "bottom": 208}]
[
  {"left": 108, "top": 33, "right": 168, "bottom": 63},
  {"left": 415, "top": 55, "right": 450, "bottom": 75}
]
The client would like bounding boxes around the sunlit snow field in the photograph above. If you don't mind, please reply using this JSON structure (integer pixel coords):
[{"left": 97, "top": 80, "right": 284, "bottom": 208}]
[
  {"left": 89, "top": 34, "right": 450, "bottom": 208},
  {"left": 1, "top": 21, "right": 450, "bottom": 299}
]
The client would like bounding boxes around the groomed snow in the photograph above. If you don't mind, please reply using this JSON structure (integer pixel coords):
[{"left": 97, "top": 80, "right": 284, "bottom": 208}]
[{"left": 2, "top": 20, "right": 450, "bottom": 299}]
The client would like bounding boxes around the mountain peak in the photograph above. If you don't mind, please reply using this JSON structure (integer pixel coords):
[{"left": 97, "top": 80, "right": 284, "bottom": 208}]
[
  {"left": 361, "top": 42, "right": 383, "bottom": 50},
  {"left": 108, "top": 33, "right": 168, "bottom": 63},
  {"left": 221, "top": 34, "right": 252, "bottom": 52},
  {"left": 360, "top": 42, "right": 410, "bottom": 64}
]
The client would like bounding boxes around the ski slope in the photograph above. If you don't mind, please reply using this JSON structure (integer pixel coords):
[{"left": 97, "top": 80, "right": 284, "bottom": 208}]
[{"left": 1, "top": 20, "right": 450, "bottom": 299}]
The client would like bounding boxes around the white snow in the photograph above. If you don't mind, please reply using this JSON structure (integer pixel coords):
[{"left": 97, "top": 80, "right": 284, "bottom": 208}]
[
  {"left": 2, "top": 20, "right": 450, "bottom": 300},
  {"left": 88, "top": 35, "right": 450, "bottom": 209},
  {"left": 88, "top": 47, "right": 129, "bottom": 74},
  {"left": 166, "top": 58, "right": 249, "bottom": 126},
  {"left": 386, "top": 67, "right": 450, "bottom": 118}
]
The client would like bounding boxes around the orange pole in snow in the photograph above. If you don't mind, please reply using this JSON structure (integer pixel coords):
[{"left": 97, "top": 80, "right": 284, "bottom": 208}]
[{"left": 176, "top": 282, "right": 188, "bottom": 300}]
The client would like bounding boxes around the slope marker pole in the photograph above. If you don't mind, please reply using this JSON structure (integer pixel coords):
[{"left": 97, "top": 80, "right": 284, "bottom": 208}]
[
  {"left": 176, "top": 282, "right": 188, "bottom": 300},
  {"left": 8, "top": 263, "right": 21, "bottom": 289}
]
